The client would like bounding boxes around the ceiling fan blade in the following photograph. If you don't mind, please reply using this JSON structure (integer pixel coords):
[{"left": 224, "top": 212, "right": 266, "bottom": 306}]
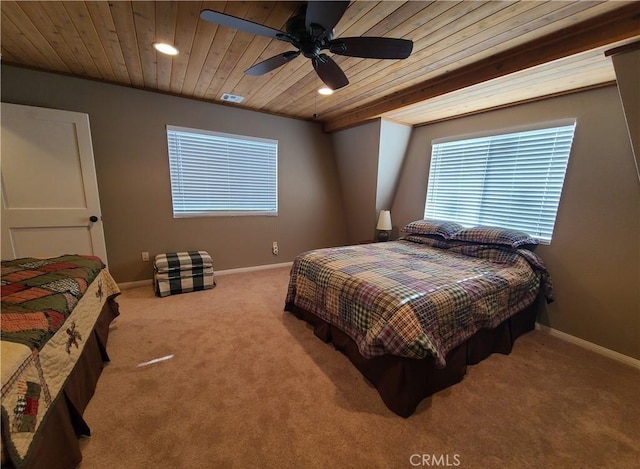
[
  {"left": 312, "top": 54, "right": 349, "bottom": 90},
  {"left": 329, "top": 37, "right": 414, "bottom": 59},
  {"left": 305, "top": 1, "right": 350, "bottom": 38},
  {"left": 200, "top": 9, "right": 285, "bottom": 39},
  {"left": 245, "top": 51, "right": 300, "bottom": 76}
]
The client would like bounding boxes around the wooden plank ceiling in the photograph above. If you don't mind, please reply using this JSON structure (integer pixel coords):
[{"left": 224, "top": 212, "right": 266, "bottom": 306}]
[{"left": 1, "top": 1, "right": 639, "bottom": 132}]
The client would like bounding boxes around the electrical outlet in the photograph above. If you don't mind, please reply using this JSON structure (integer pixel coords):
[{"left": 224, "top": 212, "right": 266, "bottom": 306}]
[
  {"left": 272, "top": 242, "right": 279, "bottom": 256},
  {"left": 141, "top": 252, "right": 149, "bottom": 262}
]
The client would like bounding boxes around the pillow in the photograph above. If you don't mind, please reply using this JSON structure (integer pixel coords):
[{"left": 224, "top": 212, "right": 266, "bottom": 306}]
[
  {"left": 401, "top": 219, "right": 464, "bottom": 238},
  {"left": 448, "top": 226, "right": 539, "bottom": 248},
  {"left": 402, "top": 234, "right": 465, "bottom": 250}
]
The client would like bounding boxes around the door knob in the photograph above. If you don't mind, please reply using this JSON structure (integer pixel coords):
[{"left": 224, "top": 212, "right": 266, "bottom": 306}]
[{"left": 89, "top": 215, "right": 99, "bottom": 223}]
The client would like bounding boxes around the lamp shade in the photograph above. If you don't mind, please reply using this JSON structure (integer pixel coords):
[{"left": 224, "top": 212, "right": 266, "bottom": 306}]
[{"left": 376, "top": 210, "right": 392, "bottom": 231}]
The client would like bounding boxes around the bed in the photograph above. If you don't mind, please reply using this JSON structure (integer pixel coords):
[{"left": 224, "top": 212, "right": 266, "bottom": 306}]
[
  {"left": 1, "top": 254, "right": 120, "bottom": 469},
  {"left": 285, "top": 220, "right": 553, "bottom": 417}
]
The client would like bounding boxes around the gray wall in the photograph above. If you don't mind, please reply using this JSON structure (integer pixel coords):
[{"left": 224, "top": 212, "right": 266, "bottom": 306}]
[
  {"left": 1, "top": 65, "right": 349, "bottom": 282},
  {"left": 376, "top": 120, "right": 412, "bottom": 239},
  {"left": 610, "top": 47, "right": 640, "bottom": 179},
  {"left": 332, "top": 119, "right": 381, "bottom": 242},
  {"left": 393, "top": 86, "right": 639, "bottom": 359},
  {"left": 332, "top": 118, "right": 411, "bottom": 243}
]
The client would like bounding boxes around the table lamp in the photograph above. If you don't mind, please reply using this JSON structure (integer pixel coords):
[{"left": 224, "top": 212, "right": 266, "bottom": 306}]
[{"left": 376, "top": 210, "right": 392, "bottom": 241}]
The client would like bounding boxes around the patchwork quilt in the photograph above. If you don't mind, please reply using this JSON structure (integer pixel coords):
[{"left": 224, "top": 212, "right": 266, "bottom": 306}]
[
  {"left": 1, "top": 255, "right": 120, "bottom": 466},
  {"left": 286, "top": 239, "right": 552, "bottom": 368},
  {"left": 1, "top": 255, "right": 105, "bottom": 350}
]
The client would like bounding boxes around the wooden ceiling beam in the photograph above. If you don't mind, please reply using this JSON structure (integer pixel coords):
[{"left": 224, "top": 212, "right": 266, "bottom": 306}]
[{"left": 322, "top": 2, "right": 640, "bottom": 133}]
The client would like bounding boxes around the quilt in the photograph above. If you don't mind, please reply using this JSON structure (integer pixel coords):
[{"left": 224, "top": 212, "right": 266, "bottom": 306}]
[
  {"left": 1, "top": 255, "right": 120, "bottom": 466},
  {"left": 1, "top": 255, "right": 105, "bottom": 350},
  {"left": 286, "top": 239, "right": 551, "bottom": 368}
]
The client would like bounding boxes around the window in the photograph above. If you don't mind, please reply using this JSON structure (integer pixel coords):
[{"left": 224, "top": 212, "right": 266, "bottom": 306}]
[
  {"left": 166, "top": 125, "right": 277, "bottom": 217},
  {"left": 425, "top": 122, "right": 575, "bottom": 242}
]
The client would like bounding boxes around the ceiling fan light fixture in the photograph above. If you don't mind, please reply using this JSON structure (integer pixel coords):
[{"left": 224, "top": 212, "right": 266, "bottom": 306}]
[
  {"left": 153, "top": 42, "right": 179, "bottom": 56},
  {"left": 318, "top": 87, "right": 334, "bottom": 95}
]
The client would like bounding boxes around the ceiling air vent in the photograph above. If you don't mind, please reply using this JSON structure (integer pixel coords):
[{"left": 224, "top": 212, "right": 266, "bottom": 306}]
[{"left": 220, "top": 93, "right": 244, "bottom": 103}]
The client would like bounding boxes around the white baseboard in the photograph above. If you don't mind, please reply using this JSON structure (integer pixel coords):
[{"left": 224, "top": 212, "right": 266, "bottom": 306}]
[
  {"left": 117, "top": 261, "right": 293, "bottom": 290},
  {"left": 117, "top": 279, "right": 153, "bottom": 290},
  {"left": 535, "top": 323, "right": 640, "bottom": 369},
  {"left": 215, "top": 261, "right": 292, "bottom": 276}
]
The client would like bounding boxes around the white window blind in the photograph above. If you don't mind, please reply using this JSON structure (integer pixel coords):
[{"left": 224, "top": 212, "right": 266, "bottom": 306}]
[
  {"left": 425, "top": 123, "right": 576, "bottom": 242},
  {"left": 166, "top": 125, "right": 277, "bottom": 217}
]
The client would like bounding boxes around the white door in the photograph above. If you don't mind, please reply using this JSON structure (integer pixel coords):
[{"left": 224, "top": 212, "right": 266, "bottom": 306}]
[{"left": 1, "top": 103, "right": 108, "bottom": 264}]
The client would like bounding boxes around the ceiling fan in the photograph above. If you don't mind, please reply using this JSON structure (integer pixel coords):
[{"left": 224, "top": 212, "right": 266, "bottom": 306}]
[{"left": 200, "top": 1, "right": 413, "bottom": 90}]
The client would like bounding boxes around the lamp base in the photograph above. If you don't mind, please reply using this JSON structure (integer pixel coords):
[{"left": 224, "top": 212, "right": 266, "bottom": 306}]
[{"left": 377, "top": 231, "right": 390, "bottom": 242}]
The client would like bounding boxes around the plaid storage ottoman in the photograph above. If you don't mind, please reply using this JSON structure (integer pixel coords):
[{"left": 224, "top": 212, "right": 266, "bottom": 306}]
[{"left": 154, "top": 251, "right": 216, "bottom": 297}]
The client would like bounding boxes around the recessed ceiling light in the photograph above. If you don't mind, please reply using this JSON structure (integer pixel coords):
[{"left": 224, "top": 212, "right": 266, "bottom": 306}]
[
  {"left": 318, "top": 87, "right": 334, "bottom": 95},
  {"left": 153, "top": 43, "right": 179, "bottom": 56}
]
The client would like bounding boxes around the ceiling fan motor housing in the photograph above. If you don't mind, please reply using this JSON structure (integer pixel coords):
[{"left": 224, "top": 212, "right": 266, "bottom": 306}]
[{"left": 286, "top": 11, "right": 328, "bottom": 58}]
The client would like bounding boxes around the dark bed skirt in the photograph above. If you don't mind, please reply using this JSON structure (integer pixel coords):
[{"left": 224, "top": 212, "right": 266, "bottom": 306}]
[
  {"left": 284, "top": 301, "right": 537, "bottom": 417},
  {"left": 2, "top": 295, "right": 120, "bottom": 469}
]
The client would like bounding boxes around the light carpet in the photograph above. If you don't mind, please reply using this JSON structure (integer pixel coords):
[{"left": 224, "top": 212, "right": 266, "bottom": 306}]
[{"left": 80, "top": 267, "right": 640, "bottom": 468}]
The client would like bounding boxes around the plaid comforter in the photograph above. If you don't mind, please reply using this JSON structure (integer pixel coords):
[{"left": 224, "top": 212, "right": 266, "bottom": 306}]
[{"left": 286, "top": 239, "right": 551, "bottom": 367}]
